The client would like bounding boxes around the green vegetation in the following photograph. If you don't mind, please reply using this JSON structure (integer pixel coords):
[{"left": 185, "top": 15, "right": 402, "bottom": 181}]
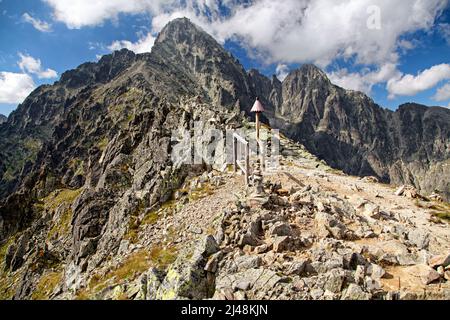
[
  {"left": 69, "top": 158, "right": 85, "bottom": 176},
  {"left": 188, "top": 183, "right": 215, "bottom": 202},
  {"left": 0, "top": 237, "right": 15, "bottom": 270},
  {"left": 429, "top": 202, "right": 450, "bottom": 221},
  {"left": 97, "top": 137, "right": 109, "bottom": 151},
  {"left": 41, "top": 188, "right": 83, "bottom": 212},
  {"left": 0, "top": 235, "right": 20, "bottom": 299},
  {"left": 124, "top": 200, "right": 177, "bottom": 243},
  {"left": 149, "top": 246, "right": 178, "bottom": 270},
  {"left": 0, "top": 271, "right": 21, "bottom": 300},
  {"left": 47, "top": 208, "right": 72, "bottom": 240},
  {"left": 76, "top": 244, "right": 178, "bottom": 300},
  {"left": 36, "top": 188, "right": 83, "bottom": 240},
  {"left": 31, "top": 270, "right": 63, "bottom": 300}
]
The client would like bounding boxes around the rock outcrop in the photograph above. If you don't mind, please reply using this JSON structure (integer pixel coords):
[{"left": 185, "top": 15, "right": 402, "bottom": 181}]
[
  {"left": 256, "top": 65, "right": 450, "bottom": 201},
  {"left": 0, "top": 18, "right": 448, "bottom": 300}
]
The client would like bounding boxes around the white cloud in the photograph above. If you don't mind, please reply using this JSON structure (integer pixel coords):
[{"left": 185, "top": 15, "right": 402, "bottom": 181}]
[
  {"left": 387, "top": 64, "right": 450, "bottom": 98},
  {"left": 43, "top": 0, "right": 450, "bottom": 99},
  {"left": 44, "top": 0, "right": 447, "bottom": 67},
  {"left": 22, "top": 13, "right": 52, "bottom": 32},
  {"left": 328, "top": 63, "right": 400, "bottom": 94},
  {"left": 18, "top": 53, "right": 58, "bottom": 79},
  {"left": 43, "top": 0, "right": 171, "bottom": 29},
  {"left": 208, "top": 0, "right": 447, "bottom": 66},
  {"left": 108, "top": 32, "right": 156, "bottom": 54},
  {"left": 0, "top": 72, "right": 35, "bottom": 104},
  {"left": 433, "top": 82, "right": 450, "bottom": 101},
  {"left": 275, "top": 64, "right": 289, "bottom": 81}
]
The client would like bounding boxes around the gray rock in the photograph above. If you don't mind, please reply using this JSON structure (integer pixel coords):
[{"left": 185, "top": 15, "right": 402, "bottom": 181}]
[
  {"left": 239, "top": 232, "right": 262, "bottom": 247},
  {"left": 366, "top": 263, "right": 385, "bottom": 280},
  {"left": 310, "top": 288, "right": 324, "bottom": 300},
  {"left": 354, "top": 265, "right": 365, "bottom": 285},
  {"left": 341, "top": 284, "right": 371, "bottom": 300},
  {"left": 407, "top": 229, "right": 430, "bottom": 249},
  {"left": 364, "top": 277, "right": 381, "bottom": 293},
  {"left": 272, "top": 236, "right": 291, "bottom": 253},
  {"left": 325, "top": 269, "right": 345, "bottom": 293},
  {"left": 204, "top": 251, "right": 223, "bottom": 273},
  {"left": 235, "top": 255, "right": 262, "bottom": 271},
  {"left": 234, "top": 281, "right": 251, "bottom": 291},
  {"left": 198, "top": 235, "right": 220, "bottom": 257},
  {"left": 268, "top": 221, "right": 292, "bottom": 237},
  {"left": 286, "top": 259, "right": 308, "bottom": 276}
]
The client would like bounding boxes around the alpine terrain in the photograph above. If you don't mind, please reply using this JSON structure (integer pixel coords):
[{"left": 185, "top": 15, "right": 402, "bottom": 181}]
[{"left": 0, "top": 18, "right": 449, "bottom": 300}]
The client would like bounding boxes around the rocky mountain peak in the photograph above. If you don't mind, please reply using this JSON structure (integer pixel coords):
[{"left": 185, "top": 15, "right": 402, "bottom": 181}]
[
  {"left": 0, "top": 114, "right": 6, "bottom": 125},
  {"left": 151, "top": 17, "right": 252, "bottom": 108},
  {"left": 284, "top": 63, "right": 331, "bottom": 87},
  {"left": 155, "top": 17, "right": 210, "bottom": 45}
]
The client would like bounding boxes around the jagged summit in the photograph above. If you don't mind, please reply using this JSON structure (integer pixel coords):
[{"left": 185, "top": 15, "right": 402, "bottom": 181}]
[
  {"left": 154, "top": 17, "right": 212, "bottom": 45},
  {"left": 0, "top": 17, "right": 449, "bottom": 301},
  {"left": 285, "top": 64, "right": 331, "bottom": 84}
]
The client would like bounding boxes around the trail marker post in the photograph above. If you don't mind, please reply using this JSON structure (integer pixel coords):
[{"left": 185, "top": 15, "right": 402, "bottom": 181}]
[{"left": 251, "top": 97, "right": 266, "bottom": 172}]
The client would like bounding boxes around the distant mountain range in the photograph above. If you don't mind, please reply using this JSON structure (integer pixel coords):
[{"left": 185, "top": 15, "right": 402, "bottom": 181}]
[
  {"left": 0, "top": 16, "right": 449, "bottom": 301},
  {"left": 1, "top": 18, "right": 447, "bottom": 209}
]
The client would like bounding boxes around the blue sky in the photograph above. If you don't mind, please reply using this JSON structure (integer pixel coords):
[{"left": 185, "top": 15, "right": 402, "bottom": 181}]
[{"left": 0, "top": 0, "right": 449, "bottom": 116}]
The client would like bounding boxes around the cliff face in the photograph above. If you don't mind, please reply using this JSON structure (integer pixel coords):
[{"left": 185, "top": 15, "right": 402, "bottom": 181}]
[
  {"left": 242, "top": 62, "right": 450, "bottom": 199},
  {"left": 0, "top": 18, "right": 448, "bottom": 300},
  {"left": 254, "top": 65, "right": 449, "bottom": 200}
]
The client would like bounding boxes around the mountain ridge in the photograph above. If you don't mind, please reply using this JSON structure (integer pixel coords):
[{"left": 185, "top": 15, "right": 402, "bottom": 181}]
[
  {"left": 0, "top": 17, "right": 449, "bottom": 301},
  {"left": 0, "top": 18, "right": 448, "bottom": 205}
]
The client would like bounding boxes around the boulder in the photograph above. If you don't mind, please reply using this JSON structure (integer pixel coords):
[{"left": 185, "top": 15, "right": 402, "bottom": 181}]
[
  {"left": 366, "top": 263, "right": 385, "bottom": 280},
  {"left": 272, "top": 236, "right": 291, "bottom": 253},
  {"left": 341, "top": 284, "right": 371, "bottom": 300},
  {"left": 235, "top": 255, "right": 262, "bottom": 271},
  {"left": 428, "top": 254, "right": 450, "bottom": 268},
  {"left": 268, "top": 222, "right": 292, "bottom": 237},
  {"left": 405, "top": 264, "right": 441, "bottom": 285},
  {"left": 286, "top": 259, "right": 308, "bottom": 276},
  {"left": 324, "top": 269, "right": 345, "bottom": 293},
  {"left": 407, "top": 229, "right": 430, "bottom": 249}
]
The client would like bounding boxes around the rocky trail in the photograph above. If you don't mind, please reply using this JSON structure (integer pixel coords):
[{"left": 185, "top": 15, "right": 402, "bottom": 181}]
[{"left": 57, "top": 125, "right": 450, "bottom": 301}]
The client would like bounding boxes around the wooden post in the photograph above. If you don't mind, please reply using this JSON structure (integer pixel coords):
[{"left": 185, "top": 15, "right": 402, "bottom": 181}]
[
  {"left": 255, "top": 112, "right": 260, "bottom": 140},
  {"left": 245, "top": 142, "right": 250, "bottom": 186},
  {"left": 233, "top": 136, "right": 237, "bottom": 173}
]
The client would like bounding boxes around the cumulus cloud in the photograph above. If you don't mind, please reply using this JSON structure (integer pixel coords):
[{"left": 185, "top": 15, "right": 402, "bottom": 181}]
[
  {"left": 44, "top": 0, "right": 447, "bottom": 66},
  {"left": 43, "top": 0, "right": 450, "bottom": 99},
  {"left": 43, "top": 0, "right": 171, "bottom": 29},
  {"left": 0, "top": 72, "right": 35, "bottom": 104},
  {"left": 18, "top": 53, "right": 58, "bottom": 79},
  {"left": 275, "top": 64, "right": 289, "bottom": 81},
  {"left": 108, "top": 32, "right": 156, "bottom": 54},
  {"left": 328, "top": 63, "right": 400, "bottom": 94},
  {"left": 433, "top": 82, "right": 450, "bottom": 101},
  {"left": 22, "top": 13, "right": 52, "bottom": 32},
  {"left": 387, "top": 64, "right": 450, "bottom": 98}
]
